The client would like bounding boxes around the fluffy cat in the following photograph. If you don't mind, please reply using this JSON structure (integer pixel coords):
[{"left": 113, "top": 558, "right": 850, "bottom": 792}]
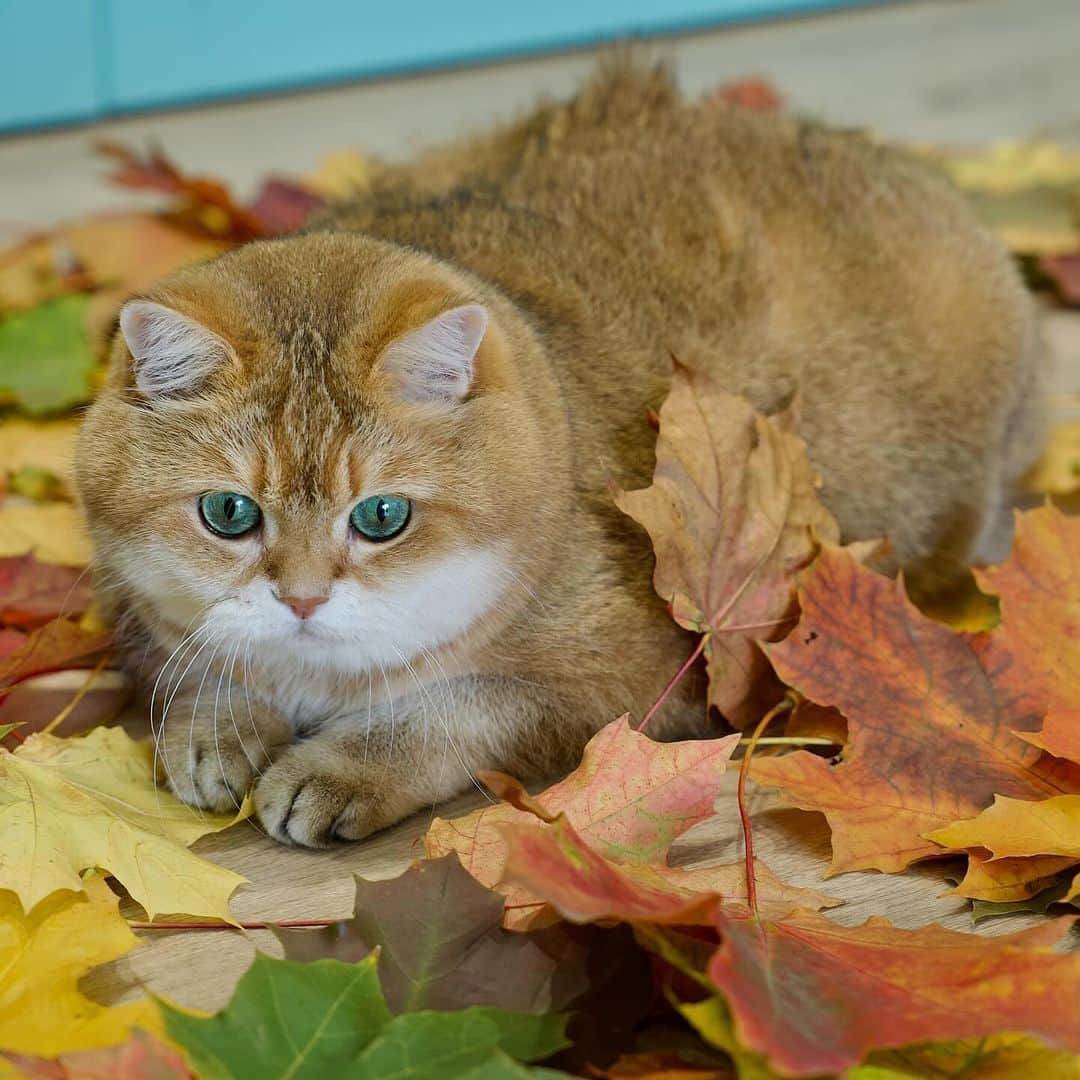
[{"left": 76, "top": 61, "right": 1044, "bottom": 847}]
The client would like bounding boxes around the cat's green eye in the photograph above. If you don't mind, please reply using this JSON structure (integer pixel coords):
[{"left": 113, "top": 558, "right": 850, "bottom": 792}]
[
  {"left": 350, "top": 495, "right": 411, "bottom": 542},
  {"left": 199, "top": 492, "right": 261, "bottom": 538}
]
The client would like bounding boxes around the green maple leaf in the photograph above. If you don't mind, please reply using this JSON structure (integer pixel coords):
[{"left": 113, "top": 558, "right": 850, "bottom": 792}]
[
  {"left": 0, "top": 295, "right": 97, "bottom": 415},
  {"left": 161, "top": 953, "right": 570, "bottom": 1079}
]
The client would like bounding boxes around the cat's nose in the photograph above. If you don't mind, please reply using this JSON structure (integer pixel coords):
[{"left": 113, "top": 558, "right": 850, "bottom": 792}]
[{"left": 276, "top": 594, "right": 329, "bottom": 620}]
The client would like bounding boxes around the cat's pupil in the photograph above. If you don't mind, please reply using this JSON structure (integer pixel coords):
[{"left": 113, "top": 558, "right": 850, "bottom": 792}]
[
  {"left": 223, "top": 497, "right": 236, "bottom": 520},
  {"left": 376, "top": 500, "right": 388, "bottom": 522}
]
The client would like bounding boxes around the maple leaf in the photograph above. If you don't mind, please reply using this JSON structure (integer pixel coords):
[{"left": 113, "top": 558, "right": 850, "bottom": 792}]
[
  {"left": 275, "top": 854, "right": 588, "bottom": 1014},
  {"left": 247, "top": 178, "right": 326, "bottom": 233},
  {"left": 2, "top": 1031, "right": 190, "bottom": 1080},
  {"left": 0, "top": 875, "right": 163, "bottom": 1056},
  {"left": 922, "top": 140, "right": 1080, "bottom": 256},
  {"left": 1025, "top": 422, "right": 1080, "bottom": 494},
  {"left": 426, "top": 717, "right": 739, "bottom": 924},
  {"left": 0, "top": 554, "right": 92, "bottom": 630},
  {"left": 0, "top": 502, "right": 93, "bottom": 567},
  {"left": 1041, "top": 254, "right": 1080, "bottom": 307},
  {"left": 1019, "top": 709, "right": 1080, "bottom": 763},
  {"left": 96, "top": 142, "right": 269, "bottom": 242},
  {"left": 0, "top": 418, "right": 80, "bottom": 491},
  {"left": 705, "top": 910, "right": 1080, "bottom": 1077},
  {"left": 750, "top": 546, "right": 1080, "bottom": 874},
  {"left": 614, "top": 363, "right": 839, "bottom": 727},
  {"left": 160, "top": 952, "right": 569, "bottom": 1079},
  {"left": 921, "top": 507, "right": 1080, "bottom": 895},
  {"left": 975, "top": 505, "right": 1078, "bottom": 719},
  {"left": 929, "top": 794, "right": 1080, "bottom": 860},
  {"left": 0, "top": 726, "right": 248, "bottom": 919},
  {"left": 857, "top": 1033, "right": 1080, "bottom": 1080},
  {"left": 703, "top": 77, "right": 783, "bottom": 112},
  {"left": 0, "top": 617, "right": 110, "bottom": 688},
  {"left": 951, "top": 849, "right": 1078, "bottom": 903},
  {"left": 0, "top": 296, "right": 97, "bottom": 415},
  {"left": 500, "top": 814, "right": 836, "bottom": 925}
]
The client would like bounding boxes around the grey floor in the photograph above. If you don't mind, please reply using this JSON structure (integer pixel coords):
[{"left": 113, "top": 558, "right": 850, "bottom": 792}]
[{"left": 3, "top": 0, "right": 1080, "bottom": 231}]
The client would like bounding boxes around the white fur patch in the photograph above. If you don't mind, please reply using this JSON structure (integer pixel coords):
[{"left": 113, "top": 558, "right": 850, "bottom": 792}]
[
  {"left": 206, "top": 546, "right": 511, "bottom": 676},
  {"left": 120, "top": 301, "right": 230, "bottom": 396},
  {"left": 380, "top": 304, "right": 487, "bottom": 403}
]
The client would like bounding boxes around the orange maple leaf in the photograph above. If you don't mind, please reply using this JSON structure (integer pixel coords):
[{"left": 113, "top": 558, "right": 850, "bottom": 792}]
[
  {"left": 750, "top": 545, "right": 1080, "bottom": 874},
  {"left": 707, "top": 910, "right": 1080, "bottom": 1077},
  {"left": 615, "top": 363, "right": 839, "bottom": 728},
  {"left": 426, "top": 717, "right": 740, "bottom": 925},
  {"left": 500, "top": 813, "right": 835, "bottom": 925}
]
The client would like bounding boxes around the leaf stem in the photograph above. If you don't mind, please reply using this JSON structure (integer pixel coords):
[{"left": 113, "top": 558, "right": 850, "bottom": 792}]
[
  {"left": 739, "top": 736, "right": 836, "bottom": 747},
  {"left": 129, "top": 917, "right": 342, "bottom": 931},
  {"left": 40, "top": 653, "right": 112, "bottom": 736},
  {"left": 637, "top": 634, "right": 707, "bottom": 733},
  {"left": 737, "top": 696, "right": 794, "bottom": 916}
]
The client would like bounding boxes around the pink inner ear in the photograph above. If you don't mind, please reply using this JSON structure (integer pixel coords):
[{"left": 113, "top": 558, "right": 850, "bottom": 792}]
[
  {"left": 119, "top": 300, "right": 226, "bottom": 396},
  {"left": 382, "top": 303, "right": 488, "bottom": 403}
]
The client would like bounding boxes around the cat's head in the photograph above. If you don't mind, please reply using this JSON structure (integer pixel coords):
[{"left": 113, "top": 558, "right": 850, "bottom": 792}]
[{"left": 76, "top": 232, "right": 558, "bottom": 674}]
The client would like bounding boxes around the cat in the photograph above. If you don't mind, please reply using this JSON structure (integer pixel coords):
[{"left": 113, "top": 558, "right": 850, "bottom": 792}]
[{"left": 76, "top": 60, "right": 1045, "bottom": 848}]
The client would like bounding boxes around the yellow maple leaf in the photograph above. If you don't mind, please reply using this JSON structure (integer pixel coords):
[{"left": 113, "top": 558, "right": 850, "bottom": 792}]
[
  {"left": 0, "top": 727, "right": 249, "bottom": 920},
  {"left": 1025, "top": 422, "right": 1080, "bottom": 497},
  {"left": 0, "top": 417, "right": 80, "bottom": 492},
  {"left": 938, "top": 140, "right": 1080, "bottom": 194},
  {"left": 0, "top": 875, "right": 163, "bottom": 1056},
  {"left": 304, "top": 149, "right": 371, "bottom": 198},
  {"left": 928, "top": 794, "right": 1080, "bottom": 860},
  {"left": 0, "top": 502, "right": 92, "bottom": 566}
]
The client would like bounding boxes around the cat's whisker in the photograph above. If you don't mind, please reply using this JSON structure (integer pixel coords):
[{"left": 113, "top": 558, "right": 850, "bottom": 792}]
[
  {"left": 241, "top": 636, "right": 275, "bottom": 773},
  {"left": 213, "top": 639, "right": 243, "bottom": 814},
  {"left": 184, "top": 632, "right": 223, "bottom": 824},
  {"left": 397, "top": 644, "right": 491, "bottom": 806},
  {"left": 150, "top": 622, "right": 214, "bottom": 812}
]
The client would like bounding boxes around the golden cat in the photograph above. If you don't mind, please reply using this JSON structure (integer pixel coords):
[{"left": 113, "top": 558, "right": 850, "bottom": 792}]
[{"left": 76, "top": 61, "right": 1044, "bottom": 847}]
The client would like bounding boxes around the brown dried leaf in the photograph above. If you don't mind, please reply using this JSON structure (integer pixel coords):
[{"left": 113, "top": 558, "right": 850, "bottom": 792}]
[{"left": 615, "top": 364, "right": 839, "bottom": 727}]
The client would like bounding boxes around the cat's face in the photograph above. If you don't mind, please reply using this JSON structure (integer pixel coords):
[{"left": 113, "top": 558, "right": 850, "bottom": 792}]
[{"left": 77, "top": 234, "right": 541, "bottom": 676}]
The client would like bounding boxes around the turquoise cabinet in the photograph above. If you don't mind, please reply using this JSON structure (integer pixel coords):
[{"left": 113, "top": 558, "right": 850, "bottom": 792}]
[{"left": 3, "top": 0, "right": 871, "bottom": 132}]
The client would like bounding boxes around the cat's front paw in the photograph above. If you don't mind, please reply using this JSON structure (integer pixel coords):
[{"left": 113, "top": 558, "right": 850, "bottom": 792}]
[
  {"left": 254, "top": 742, "right": 398, "bottom": 847},
  {"left": 160, "top": 721, "right": 282, "bottom": 814}
]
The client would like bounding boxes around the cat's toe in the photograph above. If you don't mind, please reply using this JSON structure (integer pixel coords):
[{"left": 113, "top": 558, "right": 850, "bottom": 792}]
[
  {"left": 160, "top": 729, "right": 265, "bottom": 813},
  {"left": 189, "top": 742, "right": 258, "bottom": 812},
  {"left": 254, "top": 754, "right": 379, "bottom": 847}
]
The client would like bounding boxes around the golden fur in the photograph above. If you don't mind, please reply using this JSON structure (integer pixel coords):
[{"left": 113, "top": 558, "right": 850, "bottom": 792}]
[{"left": 76, "top": 61, "right": 1043, "bottom": 846}]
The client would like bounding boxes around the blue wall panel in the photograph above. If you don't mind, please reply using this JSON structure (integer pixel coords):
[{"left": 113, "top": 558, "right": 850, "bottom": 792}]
[
  {"left": 103, "top": 0, "right": 867, "bottom": 112},
  {"left": 2, "top": 1, "right": 875, "bottom": 132},
  {"left": 1, "top": 0, "right": 99, "bottom": 130}
]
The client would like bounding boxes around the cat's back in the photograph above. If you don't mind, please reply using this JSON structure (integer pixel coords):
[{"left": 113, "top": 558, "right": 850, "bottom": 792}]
[{"left": 329, "top": 60, "right": 1041, "bottom": 580}]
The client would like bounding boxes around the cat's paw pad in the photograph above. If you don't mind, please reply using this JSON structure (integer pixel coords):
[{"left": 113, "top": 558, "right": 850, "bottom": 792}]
[{"left": 254, "top": 749, "right": 382, "bottom": 847}]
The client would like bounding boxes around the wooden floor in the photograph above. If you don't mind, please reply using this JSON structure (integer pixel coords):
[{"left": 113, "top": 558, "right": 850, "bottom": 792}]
[{"left": 1, "top": 0, "right": 1077, "bottom": 1014}]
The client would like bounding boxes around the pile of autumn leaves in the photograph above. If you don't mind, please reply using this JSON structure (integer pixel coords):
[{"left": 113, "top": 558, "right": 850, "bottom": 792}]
[
  {"left": 2, "top": 117, "right": 1080, "bottom": 1080},
  {"left": 1, "top": 361, "right": 1079, "bottom": 1079}
]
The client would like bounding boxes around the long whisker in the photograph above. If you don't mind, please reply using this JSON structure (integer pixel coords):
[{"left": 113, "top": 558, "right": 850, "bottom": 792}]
[
  {"left": 213, "top": 639, "right": 243, "bottom": 813},
  {"left": 242, "top": 636, "right": 275, "bottom": 770},
  {"left": 150, "top": 623, "right": 213, "bottom": 813}
]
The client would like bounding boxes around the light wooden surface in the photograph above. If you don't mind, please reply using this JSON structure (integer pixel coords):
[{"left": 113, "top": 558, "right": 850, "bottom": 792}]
[{"left": 83, "top": 767, "right": 1052, "bottom": 1013}]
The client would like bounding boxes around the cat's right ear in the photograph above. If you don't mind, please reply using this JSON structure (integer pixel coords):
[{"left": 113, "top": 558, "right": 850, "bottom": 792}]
[{"left": 119, "top": 301, "right": 233, "bottom": 397}]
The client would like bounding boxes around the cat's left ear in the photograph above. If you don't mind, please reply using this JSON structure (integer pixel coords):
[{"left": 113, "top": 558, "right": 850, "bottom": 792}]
[
  {"left": 119, "top": 301, "right": 234, "bottom": 397},
  {"left": 379, "top": 304, "right": 488, "bottom": 404}
]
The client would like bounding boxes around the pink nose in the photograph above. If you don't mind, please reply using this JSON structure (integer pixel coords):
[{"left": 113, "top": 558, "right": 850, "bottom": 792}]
[{"left": 277, "top": 594, "right": 329, "bottom": 620}]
